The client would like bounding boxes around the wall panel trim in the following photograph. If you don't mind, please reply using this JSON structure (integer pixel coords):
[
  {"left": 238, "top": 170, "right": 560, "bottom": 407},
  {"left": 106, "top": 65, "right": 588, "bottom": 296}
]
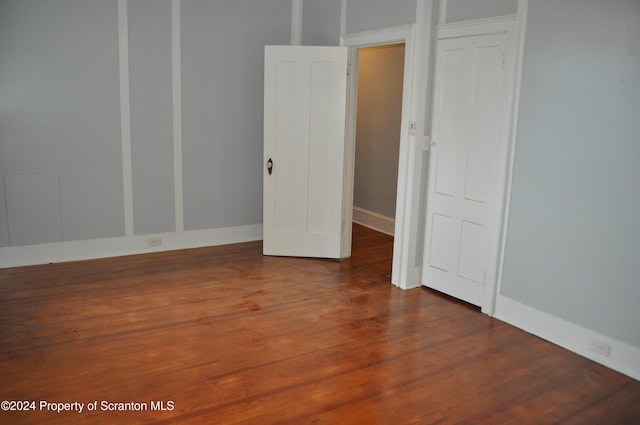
[
  {"left": 291, "top": 0, "right": 302, "bottom": 45},
  {"left": 118, "top": 0, "right": 135, "bottom": 236},
  {"left": 172, "top": 0, "right": 184, "bottom": 232}
]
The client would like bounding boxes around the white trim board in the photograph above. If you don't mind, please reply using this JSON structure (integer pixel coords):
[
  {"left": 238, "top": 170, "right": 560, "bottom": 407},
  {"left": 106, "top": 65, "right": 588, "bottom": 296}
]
[
  {"left": 438, "top": 0, "right": 447, "bottom": 25},
  {"left": 400, "top": 0, "right": 436, "bottom": 290},
  {"left": 290, "top": 0, "right": 302, "bottom": 45},
  {"left": 0, "top": 225, "right": 262, "bottom": 269},
  {"left": 353, "top": 207, "right": 395, "bottom": 236},
  {"left": 172, "top": 0, "right": 184, "bottom": 232},
  {"left": 437, "top": 14, "right": 518, "bottom": 39},
  {"left": 495, "top": 295, "right": 640, "bottom": 381},
  {"left": 339, "top": 0, "right": 347, "bottom": 44},
  {"left": 494, "top": 0, "right": 529, "bottom": 314},
  {"left": 342, "top": 25, "right": 414, "bottom": 47},
  {"left": 118, "top": 0, "right": 134, "bottom": 237}
]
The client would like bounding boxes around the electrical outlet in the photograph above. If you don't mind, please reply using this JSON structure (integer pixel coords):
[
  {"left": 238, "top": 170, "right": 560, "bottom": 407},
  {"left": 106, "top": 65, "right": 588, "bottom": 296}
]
[
  {"left": 148, "top": 237, "right": 162, "bottom": 248},
  {"left": 589, "top": 338, "right": 611, "bottom": 357}
]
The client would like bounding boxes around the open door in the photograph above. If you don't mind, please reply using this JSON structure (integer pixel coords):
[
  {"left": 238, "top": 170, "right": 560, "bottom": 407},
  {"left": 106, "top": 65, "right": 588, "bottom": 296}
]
[{"left": 263, "top": 46, "right": 349, "bottom": 258}]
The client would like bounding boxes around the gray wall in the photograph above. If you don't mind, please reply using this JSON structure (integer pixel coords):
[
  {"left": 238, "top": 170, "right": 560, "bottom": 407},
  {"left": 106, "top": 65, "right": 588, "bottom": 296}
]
[
  {"left": 354, "top": 44, "right": 405, "bottom": 219},
  {"left": 0, "top": 0, "right": 124, "bottom": 246},
  {"left": 302, "top": 0, "right": 341, "bottom": 46},
  {"left": 0, "top": 0, "right": 291, "bottom": 247},
  {"left": 445, "top": 0, "right": 517, "bottom": 23},
  {"left": 181, "top": 0, "right": 290, "bottom": 231},
  {"left": 501, "top": 0, "right": 640, "bottom": 347},
  {"left": 346, "top": 0, "right": 417, "bottom": 34}
]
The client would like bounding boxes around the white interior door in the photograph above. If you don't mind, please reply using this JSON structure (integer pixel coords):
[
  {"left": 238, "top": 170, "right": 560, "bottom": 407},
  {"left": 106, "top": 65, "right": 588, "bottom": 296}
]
[
  {"left": 263, "top": 46, "right": 349, "bottom": 258},
  {"left": 422, "top": 23, "right": 515, "bottom": 307}
]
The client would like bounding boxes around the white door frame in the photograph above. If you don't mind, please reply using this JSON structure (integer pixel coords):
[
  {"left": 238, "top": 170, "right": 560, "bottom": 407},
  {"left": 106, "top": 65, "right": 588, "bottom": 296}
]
[
  {"left": 426, "top": 5, "right": 529, "bottom": 315},
  {"left": 341, "top": 25, "right": 419, "bottom": 289}
]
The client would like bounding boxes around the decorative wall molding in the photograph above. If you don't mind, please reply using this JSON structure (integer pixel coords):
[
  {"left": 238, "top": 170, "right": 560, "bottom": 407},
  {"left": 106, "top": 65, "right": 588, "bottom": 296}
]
[
  {"left": 118, "top": 0, "right": 134, "bottom": 237},
  {"left": 172, "top": 0, "right": 184, "bottom": 232},
  {"left": 339, "top": 0, "right": 347, "bottom": 43},
  {"left": 438, "top": 0, "right": 447, "bottom": 25},
  {"left": 291, "top": 0, "right": 303, "bottom": 45}
]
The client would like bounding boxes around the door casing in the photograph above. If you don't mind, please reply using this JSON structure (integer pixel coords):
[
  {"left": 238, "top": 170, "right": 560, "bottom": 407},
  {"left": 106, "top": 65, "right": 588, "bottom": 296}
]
[{"left": 342, "top": 25, "right": 420, "bottom": 288}]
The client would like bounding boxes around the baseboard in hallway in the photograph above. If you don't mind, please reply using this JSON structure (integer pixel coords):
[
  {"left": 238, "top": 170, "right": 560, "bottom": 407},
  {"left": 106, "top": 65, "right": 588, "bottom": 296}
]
[{"left": 352, "top": 206, "right": 394, "bottom": 236}]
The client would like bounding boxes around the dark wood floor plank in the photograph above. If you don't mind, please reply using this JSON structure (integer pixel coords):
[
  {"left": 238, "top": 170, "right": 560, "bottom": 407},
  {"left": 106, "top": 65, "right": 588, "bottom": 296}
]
[{"left": 1, "top": 224, "right": 639, "bottom": 424}]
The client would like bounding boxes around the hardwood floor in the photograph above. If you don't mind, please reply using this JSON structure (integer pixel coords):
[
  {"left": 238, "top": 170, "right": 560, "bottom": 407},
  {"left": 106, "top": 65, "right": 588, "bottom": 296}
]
[{"left": 1, "top": 224, "right": 639, "bottom": 424}]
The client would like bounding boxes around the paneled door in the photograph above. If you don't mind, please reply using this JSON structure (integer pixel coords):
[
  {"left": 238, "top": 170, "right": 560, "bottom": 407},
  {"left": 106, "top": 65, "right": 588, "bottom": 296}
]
[
  {"left": 422, "top": 19, "right": 516, "bottom": 308},
  {"left": 263, "top": 46, "right": 349, "bottom": 258}
]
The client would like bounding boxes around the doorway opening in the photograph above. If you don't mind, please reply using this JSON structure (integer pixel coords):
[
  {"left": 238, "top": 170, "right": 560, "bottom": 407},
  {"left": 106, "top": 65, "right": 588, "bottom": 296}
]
[
  {"left": 341, "top": 26, "right": 418, "bottom": 287},
  {"left": 352, "top": 44, "right": 405, "bottom": 240}
]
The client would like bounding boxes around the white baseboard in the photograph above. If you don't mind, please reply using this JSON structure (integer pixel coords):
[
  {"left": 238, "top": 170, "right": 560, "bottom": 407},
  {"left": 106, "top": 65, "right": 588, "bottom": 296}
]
[
  {"left": 494, "top": 295, "right": 640, "bottom": 381},
  {"left": 0, "top": 224, "right": 263, "bottom": 268},
  {"left": 353, "top": 206, "right": 395, "bottom": 236}
]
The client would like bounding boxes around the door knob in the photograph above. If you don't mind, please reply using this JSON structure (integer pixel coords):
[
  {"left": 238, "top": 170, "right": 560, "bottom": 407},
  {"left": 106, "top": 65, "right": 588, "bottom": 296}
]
[{"left": 267, "top": 158, "right": 273, "bottom": 176}]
